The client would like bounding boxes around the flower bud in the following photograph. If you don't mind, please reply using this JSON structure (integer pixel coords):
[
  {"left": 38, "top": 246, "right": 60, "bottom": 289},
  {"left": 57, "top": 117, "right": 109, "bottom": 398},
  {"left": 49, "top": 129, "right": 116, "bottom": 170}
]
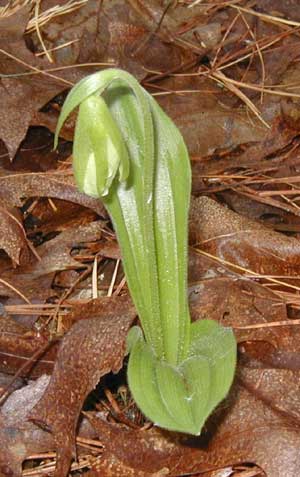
[{"left": 73, "top": 94, "right": 129, "bottom": 197}]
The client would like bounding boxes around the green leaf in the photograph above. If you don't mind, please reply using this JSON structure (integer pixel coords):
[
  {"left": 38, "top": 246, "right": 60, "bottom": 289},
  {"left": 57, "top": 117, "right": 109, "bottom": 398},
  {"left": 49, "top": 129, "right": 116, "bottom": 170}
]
[
  {"left": 127, "top": 328, "right": 179, "bottom": 431},
  {"left": 179, "top": 355, "right": 211, "bottom": 430},
  {"left": 189, "top": 319, "right": 237, "bottom": 416},
  {"left": 148, "top": 96, "right": 191, "bottom": 364}
]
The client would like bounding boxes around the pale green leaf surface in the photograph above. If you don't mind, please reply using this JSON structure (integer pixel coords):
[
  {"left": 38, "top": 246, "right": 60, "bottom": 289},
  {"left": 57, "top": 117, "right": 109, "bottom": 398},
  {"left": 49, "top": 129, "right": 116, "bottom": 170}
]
[
  {"left": 180, "top": 355, "right": 211, "bottom": 431},
  {"left": 127, "top": 330, "right": 178, "bottom": 431},
  {"left": 190, "top": 319, "right": 237, "bottom": 415},
  {"left": 155, "top": 360, "right": 195, "bottom": 432},
  {"left": 54, "top": 69, "right": 126, "bottom": 148},
  {"left": 149, "top": 96, "right": 191, "bottom": 365},
  {"left": 103, "top": 81, "right": 162, "bottom": 355}
]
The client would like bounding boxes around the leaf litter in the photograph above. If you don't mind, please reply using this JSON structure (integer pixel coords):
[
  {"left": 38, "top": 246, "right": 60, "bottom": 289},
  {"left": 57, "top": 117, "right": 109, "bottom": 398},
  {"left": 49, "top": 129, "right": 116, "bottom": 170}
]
[{"left": 1, "top": 1, "right": 300, "bottom": 476}]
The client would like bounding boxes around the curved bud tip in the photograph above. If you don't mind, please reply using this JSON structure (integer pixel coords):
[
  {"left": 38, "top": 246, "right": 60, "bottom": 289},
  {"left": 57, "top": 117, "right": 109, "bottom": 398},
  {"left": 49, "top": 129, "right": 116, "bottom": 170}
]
[{"left": 72, "top": 93, "right": 130, "bottom": 198}]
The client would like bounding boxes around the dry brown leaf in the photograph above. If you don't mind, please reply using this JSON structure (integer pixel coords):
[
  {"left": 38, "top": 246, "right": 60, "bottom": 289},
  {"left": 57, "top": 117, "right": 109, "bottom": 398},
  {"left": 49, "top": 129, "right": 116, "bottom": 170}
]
[
  {"left": 0, "top": 375, "right": 98, "bottom": 477},
  {"left": 0, "top": 313, "right": 57, "bottom": 377},
  {"left": 87, "top": 452, "right": 168, "bottom": 477},
  {"left": 23, "top": 220, "right": 105, "bottom": 277},
  {"left": 0, "top": 0, "right": 197, "bottom": 159},
  {"left": 29, "top": 296, "right": 136, "bottom": 477},
  {"left": 83, "top": 366, "right": 300, "bottom": 477},
  {"left": 0, "top": 206, "right": 29, "bottom": 265},
  {"left": 0, "top": 170, "right": 105, "bottom": 216},
  {"left": 190, "top": 196, "right": 300, "bottom": 277},
  {"left": 258, "top": 0, "right": 300, "bottom": 21},
  {"left": 0, "top": 375, "right": 54, "bottom": 477},
  {"left": 158, "top": 76, "right": 267, "bottom": 159},
  {"left": 189, "top": 276, "right": 290, "bottom": 346}
]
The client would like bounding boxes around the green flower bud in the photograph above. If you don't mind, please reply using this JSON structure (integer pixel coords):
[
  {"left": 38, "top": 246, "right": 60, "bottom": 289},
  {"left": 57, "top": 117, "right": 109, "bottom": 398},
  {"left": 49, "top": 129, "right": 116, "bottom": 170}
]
[{"left": 73, "top": 94, "right": 130, "bottom": 197}]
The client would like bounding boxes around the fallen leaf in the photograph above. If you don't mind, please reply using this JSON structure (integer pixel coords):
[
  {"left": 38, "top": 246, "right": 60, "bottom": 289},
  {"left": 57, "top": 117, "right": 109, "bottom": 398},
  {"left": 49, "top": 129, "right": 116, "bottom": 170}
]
[
  {"left": 29, "top": 296, "right": 136, "bottom": 477},
  {"left": 189, "top": 196, "right": 300, "bottom": 277},
  {"left": 0, "top": 53, "right": 65, "bottom": 159},
  {"left": 0, "top": 205, "right": 29, "bottom": 265},
  {"left": 83, "top": 366, "right": 300, "bottom": 477},
  {"left": 189, "top": 276, "right": 290, "bottom": 346},
  {"left": 0, "top": 375, "right": 54, "bottom": 477},
  {"left": 23, "top": 220, "right": 105, "bottom": 277},
  {"left": 26, "top": 199, "right": 98, "bottom": 236},
  {"left": 0, "top": 170, "right": 105, "bottom": 216},
  {"left": 0, "top": 313, "right": 57, "bottom": 377},
  {"left": 256, "top": 0, "right": 300, "bottom": 22},
  {"left": 158, "top": 76, "right": 267, "bottom": 159},
  {"left": 0, "top": 375, "right": 98, "bottom": 477},
  {"left": 87, "top": 451, "right": 168, "bottom": 477}
]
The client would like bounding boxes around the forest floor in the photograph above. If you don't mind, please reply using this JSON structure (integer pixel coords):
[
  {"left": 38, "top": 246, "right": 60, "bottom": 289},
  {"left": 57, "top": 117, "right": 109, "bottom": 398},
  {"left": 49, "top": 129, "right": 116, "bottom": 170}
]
[{"left": 1, "top": 1, "right": 300, "bottom": 476}]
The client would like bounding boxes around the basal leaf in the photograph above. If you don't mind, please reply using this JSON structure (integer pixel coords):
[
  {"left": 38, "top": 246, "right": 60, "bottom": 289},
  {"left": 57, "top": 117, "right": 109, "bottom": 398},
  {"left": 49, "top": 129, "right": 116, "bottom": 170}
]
[
  {"left": 190, "top": 319, "right": 237, "bottom": 416},
  {"left": 127, "top": 329, "right": 178, "bottom": 431},
  {"left": 179, "top": 355, "right": 211, "bottom": 432}
]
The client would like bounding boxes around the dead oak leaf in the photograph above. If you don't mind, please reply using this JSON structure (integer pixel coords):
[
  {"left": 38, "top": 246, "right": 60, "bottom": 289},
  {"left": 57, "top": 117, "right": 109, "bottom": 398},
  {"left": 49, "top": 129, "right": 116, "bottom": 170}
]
[
  {"left": 0, "top": 205, "right": 29, "bottom": 265},
  {"left": 189, "top": 276, "right": 291, "bottom": 347},
  {"left": 0, "top": 375, "right": 98, "bottom": 477},
  {"left": 23, "top": 220, "right": 105, "bottom": 277},
  {"left": 86, "top": 453, "right": 169, "bottom": 477},
  {"left": 190, "top": 196, "right": 300, "bottom": 277},
  {"left": 85, "top": 367, "right": 300, "bottom": 477},
  {"left": 0, "top": 375, "right": 54, "bottom": 477},
  {"left": 0, "top": 313, "right": 57, "bottom": 378},
  {"left": 189, "top": 274, "right": 300, "bottom": 371},
  {"left": 0, "top": 170, "right": 105, "bottom": 216},
  {"left": 29, "top": 296, "right": 136, "bottom": 477},
  {"left": 0, "top": 69, "right": 64, "bottom": 159}
]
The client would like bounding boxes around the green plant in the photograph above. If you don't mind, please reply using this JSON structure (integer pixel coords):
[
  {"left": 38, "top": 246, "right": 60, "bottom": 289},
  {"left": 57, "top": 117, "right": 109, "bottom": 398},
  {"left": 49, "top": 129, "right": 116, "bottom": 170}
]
[{"left": 54, "top": 68, "right": 236, "bottom": 435}]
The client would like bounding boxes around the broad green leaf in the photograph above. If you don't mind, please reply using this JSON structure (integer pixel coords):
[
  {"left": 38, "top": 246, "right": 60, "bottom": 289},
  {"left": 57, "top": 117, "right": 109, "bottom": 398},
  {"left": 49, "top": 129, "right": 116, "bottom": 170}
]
[
  {"left": 127, "top": 329, "right": 180, "bottom": 431},
  {"left": 179, "top": 355, "right": 211, "bottom": 431},
  {"left": 189, "top": 319, "right": 237, "bottom": 416},
  {"left": 155, "top": 360, "right": 195, "bottom": 432}
]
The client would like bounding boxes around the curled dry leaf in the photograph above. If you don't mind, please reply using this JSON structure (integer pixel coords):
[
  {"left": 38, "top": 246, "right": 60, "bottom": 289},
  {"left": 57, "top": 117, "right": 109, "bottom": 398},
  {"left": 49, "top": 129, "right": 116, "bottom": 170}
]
[
  {"left": 29, "top": 296, "right": 136, "bottom": 477},
  {"left": 0, "top": 375, "right": 54, "bottom": 477},
  {"left": 0, "top": 375, "right": 98, "bottom": 477},
  {"left": 0, "top": 206, "right": 29, "bottom": 265},
  {"left": 84, "top": 366, "right": 300, "bottom": 477},
  {"left": 0, "top": 313, "right": 57, "bottom": 378},
  {"left": 190, "top": 196, "right": 300, "bottom": 277},
  {"left": 85, "top": 411, "right": 210, "bottom": 476},
  {"left": 0, "top": 219, "right": 106, "bottom": 306},
  {"left": 23, "top": 220, "right": 105, "bottom": 277},
  {"left": 0, "top": 171, "right": 105, "bottom": 216},
  {"left": 189, "top": 276, "right": 291, "bottom": 346}
]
